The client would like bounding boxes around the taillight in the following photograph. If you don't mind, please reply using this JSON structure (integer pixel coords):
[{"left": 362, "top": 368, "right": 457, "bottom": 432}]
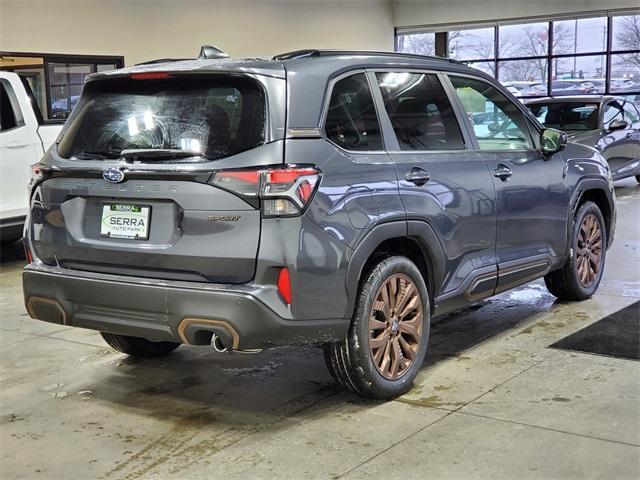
[
  {"left": 23, "top": 239, "right": 33, "bottom": 263},
  {"left": 212, "top": 170, "right": 261, "bottom": 197},
  {"left": 211, "top": 165, "right": 321, "bottom": 217}
]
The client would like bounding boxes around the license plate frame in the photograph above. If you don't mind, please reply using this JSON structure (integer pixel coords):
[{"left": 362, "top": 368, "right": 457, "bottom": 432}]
[{"left": 100, "top": 204, "right": 151, "bottom": 240}]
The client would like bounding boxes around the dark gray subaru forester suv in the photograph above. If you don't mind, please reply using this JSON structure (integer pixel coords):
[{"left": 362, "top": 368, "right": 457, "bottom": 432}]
[{"left": 23, "top": 49, "right": 616, "bottom": 399}]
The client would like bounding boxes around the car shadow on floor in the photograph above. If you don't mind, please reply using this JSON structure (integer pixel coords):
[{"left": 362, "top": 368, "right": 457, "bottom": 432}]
[{"left": 82, "top": 282, "right": 558, "bottom": 428}]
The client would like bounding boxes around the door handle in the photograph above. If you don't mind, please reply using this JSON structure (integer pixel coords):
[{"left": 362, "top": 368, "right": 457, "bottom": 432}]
[
  {"left": 5, "top": 141, "right": 28, "bottom": 149},
  {"left": 404, "top": 167, "right": 431, "bottom": 186},
  {"left": 492, "top": 164, "right": 512, "bottom": 181}
]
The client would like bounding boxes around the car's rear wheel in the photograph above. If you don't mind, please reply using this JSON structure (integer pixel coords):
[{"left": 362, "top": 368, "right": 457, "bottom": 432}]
[
  {"left": 324, "top": 255, "right": 430, "bottom": 399},
  {"left": 544, "top": 201, "right": 606, "bottom": 300},
  {"left": 100, "top": 332, "right": 180, "bottom": 357}
]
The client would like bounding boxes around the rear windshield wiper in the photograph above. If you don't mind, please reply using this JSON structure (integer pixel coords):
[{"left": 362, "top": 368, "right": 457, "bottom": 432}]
[
  {"left": 72, "top": 149, "right": 122, "bottom": 160},
  {"left": 120, "top": 149, "right": 205, "bottom": 161}
]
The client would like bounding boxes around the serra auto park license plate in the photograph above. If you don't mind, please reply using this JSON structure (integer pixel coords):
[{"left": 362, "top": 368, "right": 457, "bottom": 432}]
[{"left": 100, "top": 204, "right": 151, "bottom": 240}]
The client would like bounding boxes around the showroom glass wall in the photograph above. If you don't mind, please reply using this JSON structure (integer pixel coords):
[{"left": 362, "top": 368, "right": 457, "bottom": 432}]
[
  {"left": 0, "top": 53, "right": 124, "bottom": 121},
  {"left": 396, "top": 12, "right": 640, "bottom": 100}
]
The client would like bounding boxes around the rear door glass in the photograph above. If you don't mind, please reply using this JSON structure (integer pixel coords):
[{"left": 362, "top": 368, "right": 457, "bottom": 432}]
[
  {"left": 375, "top": 72, "right": 464, "bottom": 150},
  {"left": 324, "top": 73, "right": 383, "bottom": 151},
  {"left": 57, "top": 75, "right": 266, "bottom": 161}
]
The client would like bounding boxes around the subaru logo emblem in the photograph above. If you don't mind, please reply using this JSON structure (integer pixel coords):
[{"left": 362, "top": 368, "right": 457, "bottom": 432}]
[{"left": 103, "top": 168, "right": 125, "bottom": 183}]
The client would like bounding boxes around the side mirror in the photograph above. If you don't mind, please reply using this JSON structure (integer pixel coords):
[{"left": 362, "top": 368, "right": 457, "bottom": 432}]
[
  {"left": 607, "top": 119, "right": 628, "bottom": 131},
  {"left": 541, "top": 128, "right": 568, "bottom": 155}
]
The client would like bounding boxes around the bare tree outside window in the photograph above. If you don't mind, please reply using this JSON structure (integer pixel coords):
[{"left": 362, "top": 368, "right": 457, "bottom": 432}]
[
  {"left": 613, "top": 15, "right": 640, "bottom": 69},
  {"left": 396, "top": 13, "right": 640, "bottom": 97},
  {"left": 396, "top": 33, "right": 436, "bottom": 56}
]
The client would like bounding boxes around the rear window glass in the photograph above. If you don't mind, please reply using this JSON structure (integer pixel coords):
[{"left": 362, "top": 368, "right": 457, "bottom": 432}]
[
  {"left": 528, "top": 102, "right": 600, "bottom": 131},
  {"left": 57, "top": 75, "right": 266, "bottom": 161}
]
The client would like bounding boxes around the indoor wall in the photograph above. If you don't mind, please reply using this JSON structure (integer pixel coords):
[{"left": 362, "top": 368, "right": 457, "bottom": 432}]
[
  {"left": 393, "top": 0, "right": 639, "bottom": 29},
  {"left": 0, "top": 0, "right": 394, "bottom": 65}
]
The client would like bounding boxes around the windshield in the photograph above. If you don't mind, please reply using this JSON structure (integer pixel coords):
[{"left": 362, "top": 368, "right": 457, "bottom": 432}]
[
  {"left": 528, "top": 102, "right": 599, "bottom": 131},
  {"left": 57, "top": 75, "right": 266, "bottom": 161}
]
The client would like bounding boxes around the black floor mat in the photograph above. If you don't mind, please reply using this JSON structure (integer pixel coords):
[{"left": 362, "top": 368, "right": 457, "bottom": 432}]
[{"left": 550, "top": 301, "right": 640, "bottom": 360}]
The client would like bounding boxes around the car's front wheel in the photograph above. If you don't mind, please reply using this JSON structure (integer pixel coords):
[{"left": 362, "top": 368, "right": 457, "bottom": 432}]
[
  {"left": 100, "top": 332, "right": 180, "bottom": 357},
  {"left": 324, "top": 255, "right": 430, "bottom": 399},
  {"left": 544, "top": 201, "right": 606, "bottom": 300}
]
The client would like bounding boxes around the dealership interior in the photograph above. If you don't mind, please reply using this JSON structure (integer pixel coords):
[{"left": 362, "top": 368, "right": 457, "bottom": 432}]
[{"left": 1, "top": 0, "right": 639, "bottom": 478}]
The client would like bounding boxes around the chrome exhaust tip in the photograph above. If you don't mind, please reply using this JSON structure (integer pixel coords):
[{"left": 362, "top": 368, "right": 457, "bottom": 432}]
[{"left": 212, "top": 333, "right": 228, "bottom": 353}]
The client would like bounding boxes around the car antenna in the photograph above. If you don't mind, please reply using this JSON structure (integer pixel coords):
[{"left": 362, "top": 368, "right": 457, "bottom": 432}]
[{"left": 199, "top": 45, "right": 229, "bottom": 59}]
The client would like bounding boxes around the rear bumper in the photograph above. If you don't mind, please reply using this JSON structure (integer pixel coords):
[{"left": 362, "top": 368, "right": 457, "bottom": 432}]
[{"left": 23, "top": 264, "right": 348, "bottom": 349}]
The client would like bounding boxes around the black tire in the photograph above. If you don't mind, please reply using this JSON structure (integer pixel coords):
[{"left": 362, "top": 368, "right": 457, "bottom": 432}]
[
  {"left": 544, "top": 201, "right": 606, "bottom": 301},
  {"left": 324, "top": 255, "right": 430, "bottom": 399},
  {"left": 635, "top": 174, "right": 640, "bottom": 184},
  {"left": 100, "top": 332, "right": 180, "bottom": 357}
]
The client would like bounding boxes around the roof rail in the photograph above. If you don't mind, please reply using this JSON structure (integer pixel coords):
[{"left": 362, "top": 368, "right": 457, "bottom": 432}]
[
  {"left": 272, "top": 49, "right": 461, "bottom": 64},
  {"left": 273, "top": 49, "right": 321, "bottom": 60}
]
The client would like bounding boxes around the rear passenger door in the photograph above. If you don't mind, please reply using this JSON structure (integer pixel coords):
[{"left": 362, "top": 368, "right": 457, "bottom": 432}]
[
  {"left": 372, "top": 71, "right": 498, "bottom": 303},
  {"left": 447, "top": 75, "right": 570, "bottom": 292}
]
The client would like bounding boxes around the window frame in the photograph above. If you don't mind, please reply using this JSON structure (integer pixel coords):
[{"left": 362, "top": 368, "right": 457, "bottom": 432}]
[
  {"left": 445, "top": 72, "right": 540, "bottom": 152},
  {"left": 395, "top": 10, "right": 640, "bottom": 98},
  {"left": 0, "top": 51, "right": 124, "bottom": 123},
  {"left": 320, "top": 69, "right": 387, "bottom": 154}
]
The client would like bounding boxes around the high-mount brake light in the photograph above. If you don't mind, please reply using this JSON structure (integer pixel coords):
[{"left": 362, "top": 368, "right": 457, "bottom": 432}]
[
  {"left": 211, "top": 166, "right": 321, "bottom": 217},
  {"left": 129, "top": 72, "right": 172, "bottom": 80}
]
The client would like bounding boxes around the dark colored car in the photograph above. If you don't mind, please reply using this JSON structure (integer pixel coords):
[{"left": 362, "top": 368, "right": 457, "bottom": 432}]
[
  {"left": 527, "top": 96, "right": 640, "bottom": 182},
  {"left": 23, "top": 49, "right": 616, "bottom": 399}
]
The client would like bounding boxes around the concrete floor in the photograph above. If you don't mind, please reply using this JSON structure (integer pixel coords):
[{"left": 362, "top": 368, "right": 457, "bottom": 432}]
[{"left": 1, "top": 179, "right": 639, "bottom": 480}]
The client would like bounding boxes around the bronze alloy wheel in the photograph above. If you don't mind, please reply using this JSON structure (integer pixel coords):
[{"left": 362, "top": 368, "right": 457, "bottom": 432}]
[
  {"left": 576, "top": 213, "right": 603, "bottom": 288},
  {"left": 369, "top": 273, "right": 423, "bottom": 381}
]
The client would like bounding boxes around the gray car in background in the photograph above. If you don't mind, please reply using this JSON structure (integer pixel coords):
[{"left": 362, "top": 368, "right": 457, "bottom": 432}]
[
  {"left": 527, "top": 96, "right": 640, "bottom": 183},
  {"left": 23, "top": 49, "right": 616, "bottom": 399}
]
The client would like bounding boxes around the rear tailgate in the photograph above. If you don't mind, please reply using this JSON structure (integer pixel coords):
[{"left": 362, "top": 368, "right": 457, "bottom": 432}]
[
  {"left": 30, "top": 174, "right": 261, "bottom": 283},
  {"left": 29, "top": 68, "right": 286, "bottom": 283}
]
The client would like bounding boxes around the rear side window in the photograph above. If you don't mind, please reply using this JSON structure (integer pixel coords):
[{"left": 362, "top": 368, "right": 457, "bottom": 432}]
[
  {"left": 0, "top": 80, "right": 25, "bottom": 132},
  {"left": 324, "top": 73, "right": 383, "bottom": 151},
  {"left": 57, "top": 75, "right": 266, "bottom": 161},
  {"left": 450, "top": 76, "right": 533, "bottom": 151},
  {"left": 376, "top": 72, "right": 464, "bottom": 150}
]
